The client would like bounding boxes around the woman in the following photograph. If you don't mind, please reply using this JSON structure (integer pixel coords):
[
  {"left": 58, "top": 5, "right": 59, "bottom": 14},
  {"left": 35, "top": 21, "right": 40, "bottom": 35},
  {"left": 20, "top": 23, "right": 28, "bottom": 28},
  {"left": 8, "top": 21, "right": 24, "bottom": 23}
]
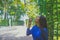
[{"left": 26, "top": 15, "right": 48, "bottom": 40}]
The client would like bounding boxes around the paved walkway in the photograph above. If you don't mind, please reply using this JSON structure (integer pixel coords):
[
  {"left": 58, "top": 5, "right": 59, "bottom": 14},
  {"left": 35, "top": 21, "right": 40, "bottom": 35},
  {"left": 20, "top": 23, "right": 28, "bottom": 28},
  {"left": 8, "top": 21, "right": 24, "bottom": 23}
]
[{"left": 0, "top": 26, "right": 33, "bottom": 40}]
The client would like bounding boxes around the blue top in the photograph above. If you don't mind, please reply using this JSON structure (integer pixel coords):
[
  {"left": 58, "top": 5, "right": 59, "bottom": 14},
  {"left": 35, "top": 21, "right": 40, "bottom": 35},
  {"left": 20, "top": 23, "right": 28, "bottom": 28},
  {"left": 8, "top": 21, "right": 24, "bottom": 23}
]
[{"left": 26, "top": 25, "right": 48, "bottom": 40}]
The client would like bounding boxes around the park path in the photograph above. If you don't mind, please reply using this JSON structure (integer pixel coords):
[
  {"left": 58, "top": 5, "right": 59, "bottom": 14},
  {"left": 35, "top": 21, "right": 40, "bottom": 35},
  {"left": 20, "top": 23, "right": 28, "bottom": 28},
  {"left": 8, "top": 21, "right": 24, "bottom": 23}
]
[{"left": 0, "top": 26, "right": 33, "bottom": 40}]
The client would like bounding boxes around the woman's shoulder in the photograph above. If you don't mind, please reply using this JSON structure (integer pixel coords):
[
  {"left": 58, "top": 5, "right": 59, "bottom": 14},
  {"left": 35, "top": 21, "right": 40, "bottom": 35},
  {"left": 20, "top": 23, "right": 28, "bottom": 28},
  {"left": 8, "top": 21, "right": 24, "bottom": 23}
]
[
  {"left": 32, "top": 25, "right": 37, "bottom": 28},
  {"left": 31, "top": 25, "right": 38, "bottom": 30}
]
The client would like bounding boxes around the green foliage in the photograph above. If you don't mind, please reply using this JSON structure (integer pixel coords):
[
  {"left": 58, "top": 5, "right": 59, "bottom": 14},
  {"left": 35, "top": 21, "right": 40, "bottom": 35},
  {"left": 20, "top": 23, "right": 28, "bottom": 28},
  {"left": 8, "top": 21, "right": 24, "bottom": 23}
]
[
  {"left": 0, "top": 19, "right": 9, "bottom": 26},
  {"left": 25, "top": 0, "right": 40, "bottom": 19}
]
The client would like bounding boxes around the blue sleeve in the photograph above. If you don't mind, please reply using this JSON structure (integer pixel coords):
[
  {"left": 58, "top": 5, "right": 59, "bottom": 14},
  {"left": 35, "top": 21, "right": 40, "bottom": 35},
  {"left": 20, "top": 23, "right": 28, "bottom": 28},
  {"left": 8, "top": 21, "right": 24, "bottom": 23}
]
[{"left": 26, "top": 28, "right": 32, "bottom": 36}]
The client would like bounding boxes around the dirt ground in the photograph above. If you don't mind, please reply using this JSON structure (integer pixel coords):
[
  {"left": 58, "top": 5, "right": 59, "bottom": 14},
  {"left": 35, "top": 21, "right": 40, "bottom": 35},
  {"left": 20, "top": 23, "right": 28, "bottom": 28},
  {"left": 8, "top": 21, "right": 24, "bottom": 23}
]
[{"left": 0, "top": 26, "right": 33, "bottom": 40}]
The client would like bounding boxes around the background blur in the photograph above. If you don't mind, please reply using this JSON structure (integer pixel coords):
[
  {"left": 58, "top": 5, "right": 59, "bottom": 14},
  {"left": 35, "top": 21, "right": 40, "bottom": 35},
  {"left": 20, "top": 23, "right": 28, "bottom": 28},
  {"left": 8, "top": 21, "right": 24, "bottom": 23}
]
[{"left": 0, "top": 0, "right": 60, "bottom": 40}]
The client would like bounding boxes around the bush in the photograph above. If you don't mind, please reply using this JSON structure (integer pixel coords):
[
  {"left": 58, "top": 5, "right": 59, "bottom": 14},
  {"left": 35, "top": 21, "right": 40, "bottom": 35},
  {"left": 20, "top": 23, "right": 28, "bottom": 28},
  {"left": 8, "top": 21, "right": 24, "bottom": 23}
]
[{"left": 0, "top": 19, "right": 9, "bottom": 26}]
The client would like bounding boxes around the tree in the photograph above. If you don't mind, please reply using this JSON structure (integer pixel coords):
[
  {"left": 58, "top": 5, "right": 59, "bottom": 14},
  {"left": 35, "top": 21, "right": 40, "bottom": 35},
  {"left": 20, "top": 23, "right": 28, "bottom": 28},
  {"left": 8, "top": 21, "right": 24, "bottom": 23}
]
[{"left": 25, "top": 0, "right": 40, "bottom": 19}]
